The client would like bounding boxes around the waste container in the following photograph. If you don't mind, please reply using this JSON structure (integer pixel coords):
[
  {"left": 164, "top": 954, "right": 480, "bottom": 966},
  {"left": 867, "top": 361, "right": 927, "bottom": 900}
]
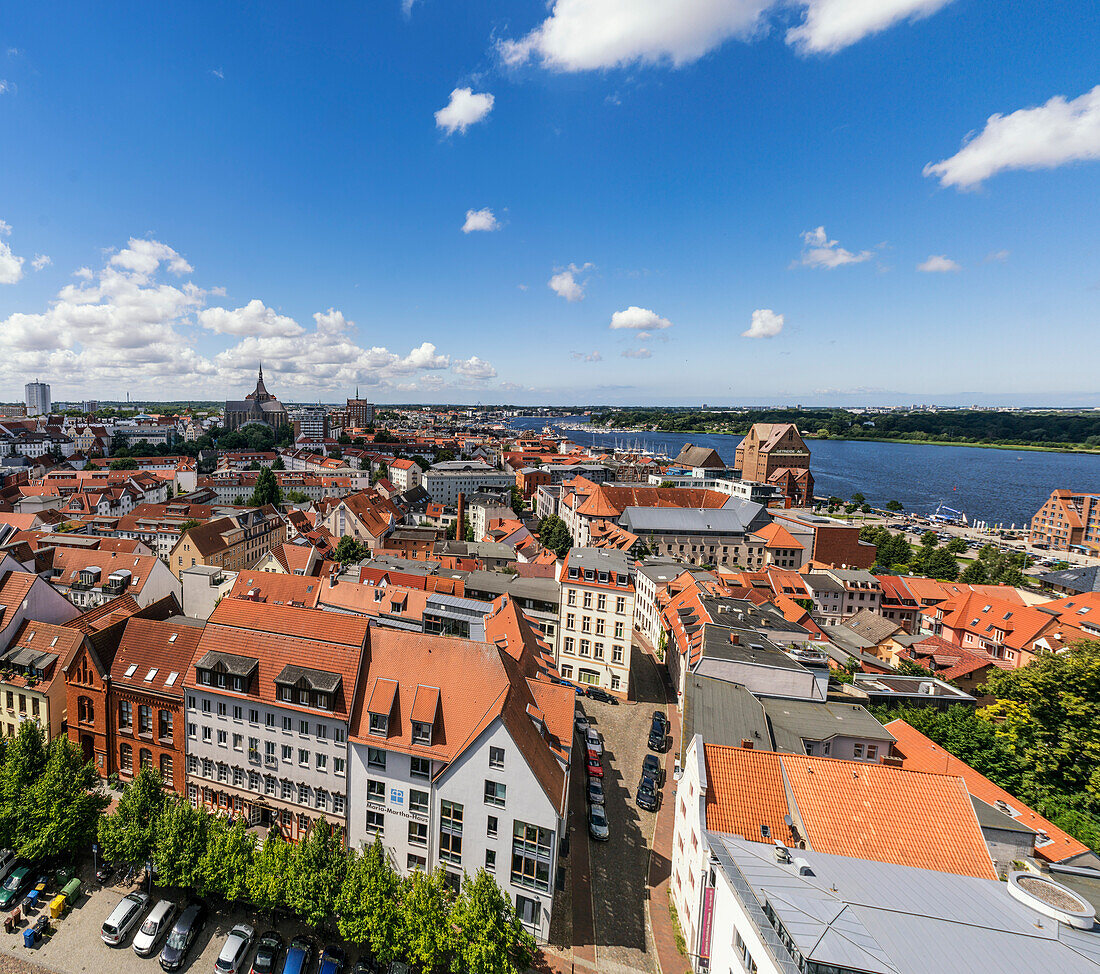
[
  {"left": 23, "top": 890, "right": 38, "bottom": 910},
  {"left": 22, "top": 926, "right": 37, "bottom": 948},
  {"left": 48, "top": 896, "right": 65, "bottom": 919},
  {"left": 60, "top": 878, "right": 80, "bottom": 901}
]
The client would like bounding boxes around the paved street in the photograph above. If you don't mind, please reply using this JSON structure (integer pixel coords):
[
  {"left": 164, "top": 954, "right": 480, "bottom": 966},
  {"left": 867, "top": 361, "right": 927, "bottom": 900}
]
[{"left": 554, "top": 648, "right": 668, "bottom": 974}]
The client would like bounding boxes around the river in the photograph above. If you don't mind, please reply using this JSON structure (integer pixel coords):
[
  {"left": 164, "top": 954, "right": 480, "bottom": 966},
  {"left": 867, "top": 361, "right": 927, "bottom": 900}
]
[{"left": 507, "top": 417, "right": 1100, "bottom": 529}]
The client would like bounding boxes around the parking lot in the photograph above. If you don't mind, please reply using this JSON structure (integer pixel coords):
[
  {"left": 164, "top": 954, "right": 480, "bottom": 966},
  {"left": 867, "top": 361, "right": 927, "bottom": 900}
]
[
  {"left": 562, "top": 649, "right": 668, "bottom": 974},
  {"left": 0, "top": 868, "right": 355, "bottom": 974}
]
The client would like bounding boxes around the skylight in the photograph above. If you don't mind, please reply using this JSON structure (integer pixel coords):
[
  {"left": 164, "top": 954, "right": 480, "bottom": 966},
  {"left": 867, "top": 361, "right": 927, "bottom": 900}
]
[
  {"left": 144, "top": 668, "right": 158, "bottom": 682},
  {"left": 165, "top": 672, "right": 178, "bottom": 687},
  {"left": 124, "top": 664, "right": 137, "bottom": 677},
  {"left": 168, "top": 633, "right": 177, "bottom": 643}
]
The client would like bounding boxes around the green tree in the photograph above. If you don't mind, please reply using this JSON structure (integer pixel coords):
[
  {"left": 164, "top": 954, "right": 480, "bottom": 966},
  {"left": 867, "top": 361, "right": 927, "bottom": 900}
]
[
  {"left": 981, "top": 641, "right": 1100, "bottom": 811},
  {"left": 920, "top": 530, "right": 939, "bottom": 548},
  {"left": 333, "top": 536, "right": 369, "bottom": 564},
  {"left": 399, "top": 868, "right": 454, "bottom": 974},
  {"left": 920, "top": 547, "right": 960, "bottom": 581},
  {"left": 945, "top": 537, "right": 969, "bottom": 554},
  {"left": 272, "top": 455, "right": 286, "bottom": 471},
  {"left": 851, "top": 492, "right": 865, "bottom": 505},
  {"left": 19, "top": 735, "right": 106, "bottom": 862},
  {"left": 197, "top": 816, "right": 254, "bottom": 903},
  {"left": 287, "top": 821, "right": 347, "bottom": 927},
  {"left": 336, "top": 836, "right": 403, "bottom": 961},
  {"left": 109, "top": 457, "right": 139, "bottom": 470},
  {"left": 97, "top": 768, "right": 167, "bottom": 866},
  {"left": 450, "top": 869, "right": 535, "bottom": 974},
  {"left": 249, "top": 834, "right": 294, "bottom": 917},
  {"left": 509, "top": 485, "right": 527, "bottom": 513},
  {"left": 885, "top": 499, "right": 903, "bottom": 511},
  {"left": 960, "top": 560, "right": 989, "bottom": 584},
  {"left": 0, "top": 722, "right": 47, "bottom": 849},
  {"left": 285, "top": 490, "right": 310, "bottom": 504},
  {"left": 536, "top": 514, "right": 573, "bottom": 558},
  {"left": 249, "top": 466, "right": 283, "bottom": 508},
  {"left": 154, "top": 799, "right": 210, "bottom": 890}
]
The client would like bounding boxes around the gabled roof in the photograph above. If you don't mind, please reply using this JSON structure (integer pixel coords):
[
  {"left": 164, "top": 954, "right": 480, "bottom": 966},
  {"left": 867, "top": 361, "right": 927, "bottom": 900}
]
[
  {"left": 0, "top": 570, "right": 38, "bottom": 631},
  {"left": 841, "top": 608, "right": 902, "bottom": 645},
  {"left": 228, "top": 571, "right": 322, "bottom": 608},
  {"left": 111, "top": 618, "right": 204, "bottom": 697},
  {"left": 885, "top": 719, "right": 1089, "bottom": 864},
  {"left": 0, "top": 621, "right": 84, "bottom": 691},
  {"left": 702, "top": 743, "right": 997, "bottom": 880}
]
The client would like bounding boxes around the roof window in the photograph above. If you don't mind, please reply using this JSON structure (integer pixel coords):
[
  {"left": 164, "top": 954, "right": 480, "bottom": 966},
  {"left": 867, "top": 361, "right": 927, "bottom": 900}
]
[{"left": 124, "top": 664, "right": 137, "bottom": 678}]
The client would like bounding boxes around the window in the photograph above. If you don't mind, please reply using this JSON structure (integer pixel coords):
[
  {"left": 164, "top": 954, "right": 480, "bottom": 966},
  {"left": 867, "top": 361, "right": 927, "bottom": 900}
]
[
  {"left": 583, "top": 592, "right": 592, "bottom": 609},
  {"left": 407, "top": 853, "right": 426, "bottom": 871},
  {"left": 233, "top": 766, "right": 244, "bottom": 787},
  {"left": 563, "top": 637, "right": 575, "bottom": 656},
  {"left": 412, "top": 721, "right": 431, "bottom": 746},
  {"left": 282, "top": 745, "right": 292, "bottom": 762},
  {"left": 593, "top": 642, "right": 604, "bottom": 660},
  {"left": 299, "top": 720, "right": 309, "bottom": 735},
  {"left": 334, "top": 757, "right": 345, "bottom": 776},
  {"left": 408, "top": 821, "right": 428, "bottom": 846},
  {"left": 579, "top": 640, "right": 590, "bottom": 657},
  {"left": 138, "top": 705, "right": 152, "bottom": 734},
  {"left": 315, "top": 790, "right": 328, "bottom": 811},
  {"left": 612, "top": 645, "right": 624, "bottom": 664},
  {"left": 489, "top": 746, "right": 505, "bottom": 770},
  {"left": 233, "top": 705, "right": 242, "bottom": 721},
  {"left": 282, "top": 780, "right": 293, "bottom": 800},
  {"left": 439, "top": 801, "right": 463, "bottom": 864},
  {"left": 265, "top": 713, "right": 275, "bottom": 728},
  {"left": 565, "top": 613, "right": 575, "bottom": 630},
  {"left": 616, "top": 597, "right": 626, "bottom": 614},
  {"left": 567, "top": 590, "right": 576, "bottom": 606},
  {"left": 217, "top": 764, "right": 229, "bottom": 783},
  {"left": 853, "top": 743, "right": 864, "bottom": 759},
  {"left": 203, "top": 759, "right": 214, "bottom": 778},
  {"left": 367, "top": 779, "right": 386, "bottom": 802},
  {"left": 410, "top": 789, "right": 428, "bottom": 814},
  {"left": 487, "top": 815, "right": 498, "bottom": 838},
  {"left": 249, "top": 708, "right": 259, "bottom": 724},
  {"left": 484, "top": 780, "right": 507, "bottom": 807},
  {"left": 411, "top": 756, "right": 430, "bottom": 779},
  {"left": 217, "top": 702, "right": 227, "bottom": 717},
  {"left": 581, "top": 617, "right": 591, "bottom": 633},
  {"left": 233, "top": 733, "right": 243, "bottom": 751},
  {"left": 119, "top": 700, "right": 133, "bottom": 729},
  {"left": 597, "top": 593, "right": 606, "bottom": 611},
  {"left": 160, "top": 754, "right": 173, "bottom": 781},
  {"left": 298, "top": 783, "right": 310, "bottom": 805},
  {"left": 265, "top": 740, "right": 276, "bottom": 762},
  {"left": 369, "top": 713, "right": 389, "bottom": 736},
  {"left": 866, "top": 745, "right": 878, "bottom": 761},
  {"left": 614, "top": 621, "right": 625, "bottom": 639},
  {"left": 159, "top": 710, "right": 173, "bottom": 741},
  {"left": 217, "top": 730, "right": 227, "bottom": 747},
  {"left": 119, "top": 743, "right": 133, "bottom": 773},
  {"left": 187, "top": 755, "right": 199, "bottom": 774},
  {"left": 333, "top": 793, "right": 345, "bottom": 815},
  {"left": 265, "top": 776, "right": 277, "bottom": 796},
  {"left": 334, "top": 727, "right": 345, "bottom": 744},
  {"left": 368, "top": 747, "right": 386, "bottom": 770},
  {"left": 298, "top": 748, "right": 310, "bottom": 767},
  {"left": 316, "top": 753, "right": 328, "bottom": 772},
  {"left": 512, "top": 821, "right": 553, "bottom": 892},
  {"left": 485, "top": 850, "right": 496, "bottom": 873},
  {"left": 282, "top": 716, "right": 292, "bottom": 731},
  {"left": 366, "top": 810, "right": 384, "bottom": 835},
  {"left": 316, "top": 723, "right": 328, "bottom": 740}
]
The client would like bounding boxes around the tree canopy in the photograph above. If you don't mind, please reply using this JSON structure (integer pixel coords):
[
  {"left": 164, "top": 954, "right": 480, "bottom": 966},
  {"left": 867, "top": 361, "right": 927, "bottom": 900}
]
[
  {"left": 536, "top": 514, "right": 573, "bottom": 558},
  {"left": 249, "top": 466, "right": 283, "bottom": 508}
]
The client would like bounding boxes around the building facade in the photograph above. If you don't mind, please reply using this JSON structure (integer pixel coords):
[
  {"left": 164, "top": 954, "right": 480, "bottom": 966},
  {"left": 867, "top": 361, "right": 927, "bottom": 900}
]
[
  {"left": 223, "top": 366, "right": 289, "bottom": 432},
  {"left": 1030, "top": 489, "right": 1100, "bottom": 553},
  {"left": 734, "top": 423, "right": 814, "bottom": 506},
  {"left": 24, "top": 380, "right": 51, "bottom": 418}
]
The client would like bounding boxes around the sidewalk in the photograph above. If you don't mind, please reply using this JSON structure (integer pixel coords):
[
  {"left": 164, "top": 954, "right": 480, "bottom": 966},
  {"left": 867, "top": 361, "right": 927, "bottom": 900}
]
[{"left": 639, "top": 637, "right": 689, "bottom": 974}]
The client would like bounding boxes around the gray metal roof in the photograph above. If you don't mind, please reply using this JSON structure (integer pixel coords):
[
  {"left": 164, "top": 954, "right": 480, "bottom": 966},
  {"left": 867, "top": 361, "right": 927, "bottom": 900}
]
[
  {"left": 761, "top": 697, "right": 895, "bottom": 751},
  {"left": 682, "top": 675, "right": 770, "bottom": 753},
  {"left": 700, "top": 623, "right": 804, "bottom": 671},
  {"left": 970, "top": 796, "right": 1038, "bottom": 837},
  {"left": 619, "top": 501, "right": 767, "bottom": 535},
  {"left": 708, "top": 832, "right": 1100, "bottom": 974},
  {"left": 1040, "top": 566, "right": 1100, "bottom": 593},
  {"left": 568, "top": 546, "right": 633, "bottom": 573}
]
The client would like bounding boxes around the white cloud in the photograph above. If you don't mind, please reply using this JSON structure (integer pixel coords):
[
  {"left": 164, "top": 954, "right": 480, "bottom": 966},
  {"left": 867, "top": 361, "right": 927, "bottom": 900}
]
[
  {"left": 452, "top": 355, "right": 498, "bottom": 380},
  {"left": 610, "top": 306, "right": 672, "bottom": 330},
  {"left": 499, "top": 0, "right": 772, "bottom": 71},
  {"left": 462, "top": 208, "right": 500, "bottom": 233},
  {"left": 211, "top": 68, "right": 224, "bottom": 80},
  {"left": 786, "top": 0, "right": 955, "bottom": 55},
  {"left": 985, "top": 249, "right": 1010, "bottom": 263},
  {"left": 797, "top": 226, "right": 873, "bottom": 269},
  {"left": 924, "top": 85, "right": 1100, "bottom": 190},
  {"left": 571, "top": 350, "right": 602, "bottom": 362},
  {"left": 0, "top": 81, "right": 12, "bottom": 95},
  {"left": 198, "top": 299, "right": 305, "bottom": 337},
  {"left": 0, "top": 241, "right": 23, "bottom": 284},
  {"left": 0, "top": 221, "right": 11, "bottom": 235},
  {"left": 622, "top": 347, "right": 652, "bottom": 359},
  {"left": 549, "top": 262, "right": 593, "bottom": 302},
  {"left": 401, "top": 0, "right": 417, "bottom": 16},
  {"left": 435, "top": 87, "right": 494, "bottom": 135},
  {"left": 742, "top": 308, "right": 784, "bottom": 338},
  {"left": 916, "top": 254, "right": 961, "bottom": 273},
  {"left": 31, "top": 254, "right": 51, "bottom": 271},
  {"left": 73, "top": 266, "right": 93, "bottom": 280},
  {"left": 0, "top": 237, "right": 499, "bottom": 398},
  {"left": 110, "top": 238, "right": 193, "bottom": 277}
]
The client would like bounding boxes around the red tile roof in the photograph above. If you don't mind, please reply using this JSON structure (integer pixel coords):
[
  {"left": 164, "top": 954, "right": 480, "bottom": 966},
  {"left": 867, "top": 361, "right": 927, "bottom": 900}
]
[
  {"left": 703, "top": 743, "right": 997, "bottom": 880},
  {"left": 228, "top": 572, "right": 322, "bottom": 608},
  {"left": 111, "top": 618, "right": 204, "bottom": 697}
]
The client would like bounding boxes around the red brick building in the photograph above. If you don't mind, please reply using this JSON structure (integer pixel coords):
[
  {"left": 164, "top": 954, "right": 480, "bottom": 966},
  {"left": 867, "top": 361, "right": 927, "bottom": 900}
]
[
  {"left": 734, "top": 423, "right": 814, "bottom": 506},
  {"left": 1030, "top": 489, "right": 1100, "bottom": 553}
]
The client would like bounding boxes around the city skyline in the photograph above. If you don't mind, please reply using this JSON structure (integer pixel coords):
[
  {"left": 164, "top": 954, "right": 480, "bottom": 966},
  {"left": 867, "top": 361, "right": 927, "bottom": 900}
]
[{"left": 1, "top": 2, "right": 1098, "bottom": 405}]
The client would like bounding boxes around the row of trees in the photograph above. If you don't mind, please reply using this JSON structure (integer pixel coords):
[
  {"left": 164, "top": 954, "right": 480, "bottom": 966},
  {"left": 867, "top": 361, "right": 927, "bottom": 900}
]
[
  {"left": 859, "top": 526, "right": 1032, "bottom": 584},
  {"left": 95, "top": 770, "right": 535, "bottom": 974},
  {"left": 872, "top": 640, "right": 1100, "bottom": 849}
]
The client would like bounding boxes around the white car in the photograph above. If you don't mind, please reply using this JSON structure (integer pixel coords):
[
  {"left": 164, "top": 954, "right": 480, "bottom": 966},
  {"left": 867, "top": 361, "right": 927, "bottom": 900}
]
[
  {"left": 132, "top": 898, "right": 176, "bottom": 957},
  {"left": 215, "top": 922, "right": 256, "bottom": 974},
  {"left": 585, "top": 728, "right": 603, "bottom": 755},
  {"left": 101, "top": 890, "right": 150, "bottom": 947}
]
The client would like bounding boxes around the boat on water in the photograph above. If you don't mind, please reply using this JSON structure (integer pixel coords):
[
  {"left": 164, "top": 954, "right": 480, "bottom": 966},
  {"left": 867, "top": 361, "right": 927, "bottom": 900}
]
[{"left": 927, "top": 503, "right": 968, "bottom": 526}]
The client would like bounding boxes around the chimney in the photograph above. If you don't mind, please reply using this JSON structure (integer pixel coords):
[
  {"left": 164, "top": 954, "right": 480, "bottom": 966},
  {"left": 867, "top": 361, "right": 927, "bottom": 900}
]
[
  {"left": 880, "top": 754, "right": 904, "bottom": 768},
  {"left": 740, "top": 738, "right": 753, "bottom": 749},
  {"left": 456, "top": 491, "right": 465, "bottom": 537}
]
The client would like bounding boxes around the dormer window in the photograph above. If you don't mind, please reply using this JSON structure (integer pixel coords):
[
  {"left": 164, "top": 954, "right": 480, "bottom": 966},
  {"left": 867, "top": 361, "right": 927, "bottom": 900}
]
[
  {"left": 280, "top": 687, "right": 292, "bottom": 702},
  {"left": 412, "top": 721, "right": 431, "bottom": 746},
  {"left": 369, "top": 713, "right": 389, "bottom": 736}
]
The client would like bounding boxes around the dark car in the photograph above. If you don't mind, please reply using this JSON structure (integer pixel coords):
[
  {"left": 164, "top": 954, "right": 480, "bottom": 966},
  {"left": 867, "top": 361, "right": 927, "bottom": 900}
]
[
  {"left": 159, "top": 902, "right": 206, "bottom": 971},
  {"left": 283, "top": 937, "right": 315, "bottom": 974},
  {"left": 636, "top": 776, "right": 658, "bottom": 812},
  {"left": 351, "top": 959, "right": 384, "bottom": 974},
  {"left": 587, "top": 778, "right": 604, "bottom": 805},
  {"left": 320, "top": 945, "right": 348, "bottom": 974},
  {"left": 250, "top": 932, "right": 285, "bottom": 974},
  {"left": 648, "top": 713, "right": 667, "bottom": 752},
  {"left": 584, "top": 686, "right": 617, "bottom": 704},
  {"left": 0, "top": 865, "right": 31, "bottom": 910},
  {"left": 642, "top": 754, "right": 664, "bottom": 785}
]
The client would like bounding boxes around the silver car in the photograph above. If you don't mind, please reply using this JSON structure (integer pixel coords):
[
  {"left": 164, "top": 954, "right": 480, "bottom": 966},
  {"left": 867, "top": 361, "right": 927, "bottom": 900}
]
[
  {"left": 588, "top": 803, "right": 609, "bottom": 841},
  {"left": 102, "top": 891, "right": 150, "bottom": 947},
  {"left": 585, "top": 728, "right": 602, "bottom": 755},
  {"left": 215, "top": 922, "right": 256, "bottom": 974},
  {"left": 132, "top": 898, "right": 176, "bottom": 957}
]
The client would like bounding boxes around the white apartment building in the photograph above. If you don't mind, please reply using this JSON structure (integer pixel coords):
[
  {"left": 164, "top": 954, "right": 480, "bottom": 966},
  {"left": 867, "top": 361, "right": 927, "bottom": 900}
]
[
  {"left": 422, "top": 461, "right": 514, "bottom": 507},
  {"left": 345, "top": 626, "right": 572, "bottom": 942},
  {"left": 25, "top": 380, "right": 50, "bottom": 418},
  {"left": 183, "top": 599, "right": 369, "bottom": 843},
  {"left": 386, "top": 458, "right": 422, "bottom": 493},
  {"left": 556, "top": 547, "right": 635, "bottom": 696}
]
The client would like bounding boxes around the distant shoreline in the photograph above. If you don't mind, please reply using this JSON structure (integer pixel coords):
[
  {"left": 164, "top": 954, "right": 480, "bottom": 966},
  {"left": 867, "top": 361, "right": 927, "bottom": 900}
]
[{"left": 572, "top": 424, "right": 1100, "bottom": 455}]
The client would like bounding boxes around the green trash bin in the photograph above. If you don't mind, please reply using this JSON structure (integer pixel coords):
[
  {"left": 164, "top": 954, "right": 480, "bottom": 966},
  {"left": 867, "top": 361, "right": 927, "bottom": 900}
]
[{"left": 60, "top": 879, "right": 80, "bottom": 903}]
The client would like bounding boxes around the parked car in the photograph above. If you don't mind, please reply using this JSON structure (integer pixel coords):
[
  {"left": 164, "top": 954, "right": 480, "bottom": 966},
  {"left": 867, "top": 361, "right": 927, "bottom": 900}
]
[
  {"left": 636, "top": 776, "right": 659, "bottom": 812},
  {"left": 132, "top": 899, "right": 177, "bottom": 957},
  {"left": 585, "top": 728, "right": 603, "bottom": 755},
  {"left": 0, "top": 865, "right": 32, "bottom": 910},
  {"left": 159, "top": 902, "right": 206, "bottom": 970},
  {"left": 584, "top": 686, "right": 617, "bottom": 704},
  {"left": 319, "top": 945, "right": 348, "bottom": 974},
  {"left": 216, "top": 923, "right": 256, "bottom": 974},
  {"left": 283, "top": 937, "right": 315, "bottom": 974},
  {"left": 574, "top": 711, "right": 590, "bottom": 734},
  {"left": 642, "top": 753, "right": 664, "bottom": 785},
  {"left": 351, "top": 958, "right": 384, "bottom": 974},
  {"left": 387, "top": 963, "right": 410, "bottom": 974},
  {"left": 587, "top": 778, "right": 605, "bottom": 806},
  {"left": 588, "top": 804, "right": 610, "bottom": 841},
  {"left": 586, "top": 754, "right": 604, "bottom": 778},
  {"left": 554, "top": 678, "right": 585, "bottom": 696},
  {"left": 102, "top": 890, "right": 151, "bottom": 947},
  {"left": 249, "top": 932, "right": 285, "bottom": 974},
  {"left": 95, "top": 859, "right": 118, "bottom": 885},
  {"left": 648, "top": 713, "right": 667, "bottom": 752},
  {"left": 0, "top": 849, "right": 15, "bottom": 883}
]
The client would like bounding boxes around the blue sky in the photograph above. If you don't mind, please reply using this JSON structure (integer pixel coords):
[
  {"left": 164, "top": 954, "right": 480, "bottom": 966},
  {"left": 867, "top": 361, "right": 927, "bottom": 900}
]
[{"left": 1, "top": 1, "right": 1098, "bottom": 406}]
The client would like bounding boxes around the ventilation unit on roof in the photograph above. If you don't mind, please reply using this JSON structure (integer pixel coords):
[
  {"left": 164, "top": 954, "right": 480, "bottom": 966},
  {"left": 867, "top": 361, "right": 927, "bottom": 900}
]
[
  {"left": 918, "top": 681, "right": 936, "bottom": 695},
  {"left": 774, "top": 844, "right": 792, "bottom": 865}
]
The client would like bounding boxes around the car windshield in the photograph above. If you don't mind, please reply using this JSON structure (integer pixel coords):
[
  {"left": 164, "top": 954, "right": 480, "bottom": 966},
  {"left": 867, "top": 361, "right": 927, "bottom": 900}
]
[
  {"left": 3, "top": 872, "right": 21, "bottom": 891},
  {"left": 256, "top": 942, "right": 276, "bottom": 963},
  {"left": 140, "top": 916, "right": 161, "bottom": 935},
  {"left": 167, "top": 924, "right": 189, "bottom": 948},
  {"left": 593, "top": 808, "right": 606, "bottom": 824}
]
